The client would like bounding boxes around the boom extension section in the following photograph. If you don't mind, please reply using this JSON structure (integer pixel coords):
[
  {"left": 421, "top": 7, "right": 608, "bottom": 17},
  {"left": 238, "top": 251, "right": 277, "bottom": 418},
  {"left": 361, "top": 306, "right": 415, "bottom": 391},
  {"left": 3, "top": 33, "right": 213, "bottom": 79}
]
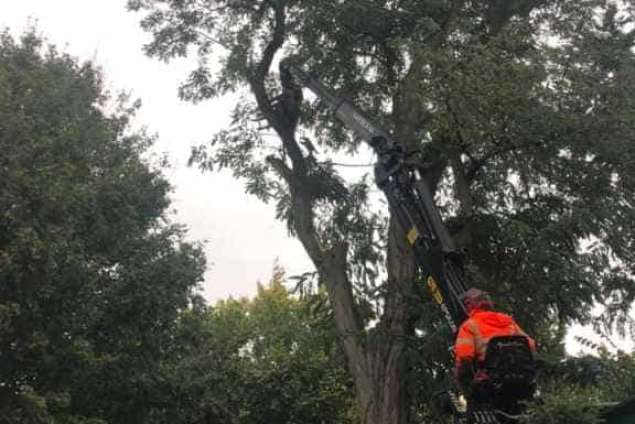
[{"left": 285, "top": 64, "right": 468, "bottom": 331}]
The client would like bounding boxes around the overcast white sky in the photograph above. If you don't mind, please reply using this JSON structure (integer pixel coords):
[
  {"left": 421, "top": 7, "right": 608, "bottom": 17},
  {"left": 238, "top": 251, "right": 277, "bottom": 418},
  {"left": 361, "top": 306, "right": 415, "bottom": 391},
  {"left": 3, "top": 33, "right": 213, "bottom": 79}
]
[
  {"left": 2, "top": 1, "right": 631, "bottom": 353},
  {"left": 1, "top": 0, "right": 313, "bottom": 302}
]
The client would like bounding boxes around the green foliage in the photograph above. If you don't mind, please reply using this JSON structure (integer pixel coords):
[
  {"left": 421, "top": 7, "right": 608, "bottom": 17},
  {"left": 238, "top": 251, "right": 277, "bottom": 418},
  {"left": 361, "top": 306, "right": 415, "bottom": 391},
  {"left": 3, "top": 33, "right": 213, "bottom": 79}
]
[
  {"left": 525, "top": 342, "right": 635, "bottom": 424},
  {"left": 566, "top": 339, "right": 635, "bottom": 402},
  {"left": 149, "top": 265, "right": 356, "bottom": 423},
  {"left": 130, "top": 0, "right": 635, "bottom": 420},
  {"left": 599, "top": 352, "right": 635, "bottom": 401},
  {"left": 521, "top": 382, "right": 605, "bottom": 424},
  {"left": 0, "top": 29, "right": 205, "bottom": 423}
]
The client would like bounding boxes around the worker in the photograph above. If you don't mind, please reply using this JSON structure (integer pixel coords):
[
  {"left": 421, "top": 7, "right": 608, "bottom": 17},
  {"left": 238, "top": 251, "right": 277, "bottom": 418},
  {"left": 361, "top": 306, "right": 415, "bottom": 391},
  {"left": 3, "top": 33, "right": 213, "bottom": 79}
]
[{"left": 454, "top": 288, "right": 537, "bottom": 411}]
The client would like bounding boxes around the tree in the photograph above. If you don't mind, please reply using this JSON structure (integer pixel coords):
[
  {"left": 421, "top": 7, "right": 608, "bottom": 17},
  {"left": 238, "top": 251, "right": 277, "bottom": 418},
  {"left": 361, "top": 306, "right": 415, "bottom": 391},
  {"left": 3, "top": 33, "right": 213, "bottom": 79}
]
[
  {"left": 149, "top": 265, "right": 355, "bottom": 423},
  {"left": 129, "top": 1, "right": 635, "bottom": 422},
  {"left": 0, "top": 29, "right": 205, "bottom": 423},
  {"left": 522, "top": 342, "right": 635, "bottom": 423}
]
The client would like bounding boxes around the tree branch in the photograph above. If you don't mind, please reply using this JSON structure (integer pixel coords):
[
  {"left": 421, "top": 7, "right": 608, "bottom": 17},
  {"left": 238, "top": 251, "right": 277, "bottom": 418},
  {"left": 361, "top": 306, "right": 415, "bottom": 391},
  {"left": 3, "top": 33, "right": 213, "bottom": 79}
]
[
  {"left": 268, "top": 155, "right": 367, "bottom": 383},
  {"left": 247, "top": 2, "right": 285, "bottom": 124},
  {"left": 245, "top": 2, "right": 307, "bottom": 176},
  {"left": 245, "top": 0, "right": 373, "bottom": 406},
  {"left": 193, "top": 29, "right": 230, "bottom": 50},
  {"left": 466, "top": 139, "right": 538, "bottom": 182},
  {"left": 318, "top": 240, "right": 372, "bottom": 401}
]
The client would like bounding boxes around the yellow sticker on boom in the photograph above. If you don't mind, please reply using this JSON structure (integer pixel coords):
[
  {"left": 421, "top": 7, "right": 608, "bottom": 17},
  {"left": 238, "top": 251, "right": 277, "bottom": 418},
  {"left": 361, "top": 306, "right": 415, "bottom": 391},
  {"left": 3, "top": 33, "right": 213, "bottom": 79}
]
[
  {"left": 406, "top": 227, "right": 419, "bottom": 245},
  {"left": 427, "top": 276, "right": 444, "bottom": 305}
]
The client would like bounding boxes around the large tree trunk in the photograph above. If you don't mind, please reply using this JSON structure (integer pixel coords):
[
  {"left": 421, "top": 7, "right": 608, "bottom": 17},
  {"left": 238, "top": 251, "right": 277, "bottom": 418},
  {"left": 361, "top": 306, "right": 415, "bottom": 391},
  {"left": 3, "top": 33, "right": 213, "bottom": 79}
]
[
  {"left": 319, "top": 218, "right": 415, "bottom": 424},
  {"left": 246, "top": 6, "right": 422, "bottom": 422},
  {"left": 363, "top": 218, "right": 417, "bottom": 424},
  {"left": 286, "top": 186, "right": 416, "bottom": 424}
]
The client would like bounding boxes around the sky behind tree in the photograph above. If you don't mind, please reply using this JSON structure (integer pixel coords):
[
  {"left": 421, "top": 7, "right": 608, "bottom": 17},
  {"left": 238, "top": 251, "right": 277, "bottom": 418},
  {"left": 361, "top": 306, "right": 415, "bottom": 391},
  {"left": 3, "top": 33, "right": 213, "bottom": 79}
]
[{"left": 1, "top": 0, "right": 313, "bottom": 302}]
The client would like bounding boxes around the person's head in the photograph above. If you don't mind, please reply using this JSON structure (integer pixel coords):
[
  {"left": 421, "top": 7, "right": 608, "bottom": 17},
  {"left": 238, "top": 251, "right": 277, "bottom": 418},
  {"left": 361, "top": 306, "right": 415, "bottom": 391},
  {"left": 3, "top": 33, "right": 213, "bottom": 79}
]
[{"left": 461, "top": 288, "right": 494, "bottom": 313}]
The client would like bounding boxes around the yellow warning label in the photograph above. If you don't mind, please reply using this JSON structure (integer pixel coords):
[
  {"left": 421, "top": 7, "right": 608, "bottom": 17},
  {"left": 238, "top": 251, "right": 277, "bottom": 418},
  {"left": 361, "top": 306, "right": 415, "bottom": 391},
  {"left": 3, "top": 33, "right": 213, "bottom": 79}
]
[
  {"left": 427, "top": 276, "right": 444, "bottom": 305},
  {"left": 407, "top": 227, "right": 419, "bottom": 245}
]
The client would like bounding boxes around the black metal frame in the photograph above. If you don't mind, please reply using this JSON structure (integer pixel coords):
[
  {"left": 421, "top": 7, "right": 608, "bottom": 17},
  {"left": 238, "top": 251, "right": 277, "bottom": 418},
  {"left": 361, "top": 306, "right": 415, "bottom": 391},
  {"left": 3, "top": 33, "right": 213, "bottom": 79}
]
[{"left": 286, "top": 64, "right": 468, "bottom": 332}]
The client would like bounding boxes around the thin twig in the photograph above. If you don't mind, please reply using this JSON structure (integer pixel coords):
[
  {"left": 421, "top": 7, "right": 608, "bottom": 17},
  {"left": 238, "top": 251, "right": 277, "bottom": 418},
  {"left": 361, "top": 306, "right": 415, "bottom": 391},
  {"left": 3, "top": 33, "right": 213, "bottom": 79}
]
[{"left": 193, "top": 29, "right": 230, "bottom": 50}]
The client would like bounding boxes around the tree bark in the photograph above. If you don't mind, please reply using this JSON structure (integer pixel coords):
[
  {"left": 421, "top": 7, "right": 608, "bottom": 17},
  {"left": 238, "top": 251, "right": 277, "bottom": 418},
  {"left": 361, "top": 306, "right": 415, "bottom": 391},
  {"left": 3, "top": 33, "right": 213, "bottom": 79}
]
[{"left": 368, "top": 217, "right": 417, "bottom": 424}]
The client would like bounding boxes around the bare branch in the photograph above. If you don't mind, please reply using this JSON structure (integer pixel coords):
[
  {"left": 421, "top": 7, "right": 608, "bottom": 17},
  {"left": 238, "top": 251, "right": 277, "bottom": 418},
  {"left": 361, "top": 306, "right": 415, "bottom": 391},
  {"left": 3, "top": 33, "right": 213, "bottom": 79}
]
[{"left": 322, "top": 161, "right": 374, "bottom": 168}]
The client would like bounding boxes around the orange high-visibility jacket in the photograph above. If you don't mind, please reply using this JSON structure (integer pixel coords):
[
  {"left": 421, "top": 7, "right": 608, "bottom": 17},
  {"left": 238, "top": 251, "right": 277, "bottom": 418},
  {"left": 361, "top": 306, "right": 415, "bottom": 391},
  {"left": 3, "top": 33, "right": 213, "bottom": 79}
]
[{"left": 454, "top": 309, "right": 536, "bottom": 373}]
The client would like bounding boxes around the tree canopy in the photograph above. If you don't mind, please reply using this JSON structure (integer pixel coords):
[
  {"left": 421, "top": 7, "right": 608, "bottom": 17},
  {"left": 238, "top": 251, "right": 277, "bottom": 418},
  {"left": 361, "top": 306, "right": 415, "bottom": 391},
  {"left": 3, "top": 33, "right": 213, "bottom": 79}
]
[
  {"left": 0, "top": 29, "right": 205, "bottom": 423},
  {"left": 149, "top": 265, "right": 356, "bottom": 424}
]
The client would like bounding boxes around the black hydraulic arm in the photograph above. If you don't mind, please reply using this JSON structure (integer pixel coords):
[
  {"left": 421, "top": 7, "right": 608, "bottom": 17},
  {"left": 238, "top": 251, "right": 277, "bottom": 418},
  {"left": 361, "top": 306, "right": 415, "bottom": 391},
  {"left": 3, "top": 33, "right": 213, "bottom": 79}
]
[{"left": 285, "top": 65, "right": 469, "bottom": 332}]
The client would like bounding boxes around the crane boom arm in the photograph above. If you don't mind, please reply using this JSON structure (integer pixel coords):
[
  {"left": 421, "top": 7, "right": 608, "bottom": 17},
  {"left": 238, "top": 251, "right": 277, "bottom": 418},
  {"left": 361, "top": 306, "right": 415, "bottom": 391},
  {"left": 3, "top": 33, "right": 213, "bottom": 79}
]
[{"left": 285, "top": 64, "right": 469, "bottom": 331}]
